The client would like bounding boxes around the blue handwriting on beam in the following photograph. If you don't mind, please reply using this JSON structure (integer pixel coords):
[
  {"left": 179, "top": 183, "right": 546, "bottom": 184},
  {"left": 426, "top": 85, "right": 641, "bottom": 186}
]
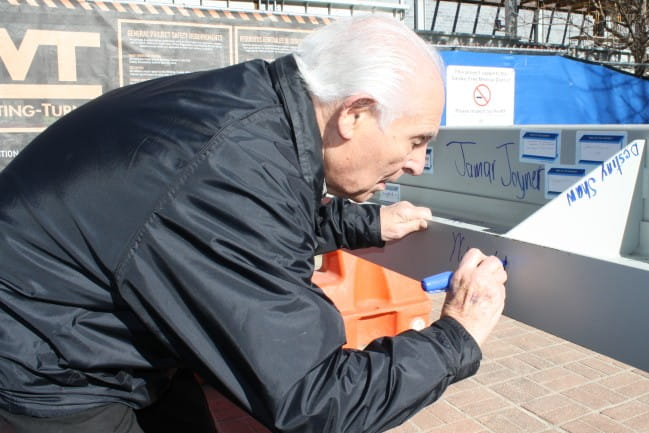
[
  {"left": 448, "top": 231, "right": 507, "bottom": 267},
  {"left": 449, "top": 231, "right": 467, "bottom": 263},
  {"left": 446, "top": 141, "right": 496, "bottom": 183},
  {"left": 497, "top": 142, "right": 544, "bottom": 200},
  {"left": 446, "top": 140, "right": 544, "bottom": 200},
  {"left": 566, "top": 142, "right": 640, "bottom": 207}
]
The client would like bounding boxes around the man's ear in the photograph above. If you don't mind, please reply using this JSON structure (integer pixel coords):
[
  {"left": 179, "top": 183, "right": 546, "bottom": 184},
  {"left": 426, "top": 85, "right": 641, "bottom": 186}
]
[{"left": 337, "top": 95, "right": 377, "bottom": 140}]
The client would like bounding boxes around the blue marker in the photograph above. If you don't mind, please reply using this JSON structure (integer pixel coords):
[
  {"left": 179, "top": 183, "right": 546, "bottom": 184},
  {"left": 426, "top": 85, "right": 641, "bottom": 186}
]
[
  {"left": 421, "top": 258, "right": 507, "bottom": 293},
  {"left": 421, "top": 271, "right": 454, "bottom": 293}
]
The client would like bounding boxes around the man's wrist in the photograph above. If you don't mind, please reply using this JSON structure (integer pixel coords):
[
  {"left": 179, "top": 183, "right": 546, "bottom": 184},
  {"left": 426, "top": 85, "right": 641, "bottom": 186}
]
[{"left": 430, "top": 316, "right": 482, "bottom": 381}]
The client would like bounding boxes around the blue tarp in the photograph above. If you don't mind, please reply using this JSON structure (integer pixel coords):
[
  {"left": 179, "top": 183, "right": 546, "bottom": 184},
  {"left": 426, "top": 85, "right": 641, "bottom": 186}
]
[{"left": 439, "top": 50, "right": 649, "bottom": 125}]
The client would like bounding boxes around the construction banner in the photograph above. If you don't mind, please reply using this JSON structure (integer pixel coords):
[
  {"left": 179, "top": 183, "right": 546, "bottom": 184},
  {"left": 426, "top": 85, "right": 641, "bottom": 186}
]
[{"left": 0, "top": 0, "right": 328, "bottom": 169}]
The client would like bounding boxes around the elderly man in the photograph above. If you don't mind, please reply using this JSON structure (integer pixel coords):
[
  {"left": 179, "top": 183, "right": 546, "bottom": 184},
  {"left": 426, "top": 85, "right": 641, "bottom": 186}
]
[{"left": 0, "top": 15, "right": 506, "bottom": 433}]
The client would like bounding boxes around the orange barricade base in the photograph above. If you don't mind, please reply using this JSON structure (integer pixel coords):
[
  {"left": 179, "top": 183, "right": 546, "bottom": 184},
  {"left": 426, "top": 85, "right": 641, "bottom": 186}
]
[
  {"left": 312, "top": 249, "right": 433, "bottom": 349},
  {"left": 199, "top": 249, "right": 433, "bottom": 429}
]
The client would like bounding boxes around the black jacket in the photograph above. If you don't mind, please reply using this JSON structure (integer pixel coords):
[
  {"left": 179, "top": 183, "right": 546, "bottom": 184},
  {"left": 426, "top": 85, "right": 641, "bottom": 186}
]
[{"left": 0, "top": 55, "right": 481, "bottom": 433}]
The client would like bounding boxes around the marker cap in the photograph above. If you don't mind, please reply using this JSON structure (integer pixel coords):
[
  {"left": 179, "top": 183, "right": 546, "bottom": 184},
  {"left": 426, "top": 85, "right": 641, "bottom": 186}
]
[{"left": 421, "top": 271, "right": 453, "bottom": 293}]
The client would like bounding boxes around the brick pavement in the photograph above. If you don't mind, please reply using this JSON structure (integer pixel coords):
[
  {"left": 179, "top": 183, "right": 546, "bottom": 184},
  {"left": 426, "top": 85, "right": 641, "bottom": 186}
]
[{"left": 387, "top": 293, "right": 649, "bottom": 433}]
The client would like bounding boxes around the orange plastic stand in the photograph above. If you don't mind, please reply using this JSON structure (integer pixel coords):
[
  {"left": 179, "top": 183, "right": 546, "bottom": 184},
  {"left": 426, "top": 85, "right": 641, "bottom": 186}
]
[
  {"left": 312, "top": 249, "right": 432, "bottom": 349},
  {"left": 199, "top": 249, "right": 433, "bottom": 429}
]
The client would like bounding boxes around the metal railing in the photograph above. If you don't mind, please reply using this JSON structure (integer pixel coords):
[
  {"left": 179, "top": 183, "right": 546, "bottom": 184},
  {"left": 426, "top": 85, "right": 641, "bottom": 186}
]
[
  {"left": 257, "top": 0, "right": 408, "bottom": 17},
  {"left": 105, "top": 0, "right": 408, "bottom": 16}
]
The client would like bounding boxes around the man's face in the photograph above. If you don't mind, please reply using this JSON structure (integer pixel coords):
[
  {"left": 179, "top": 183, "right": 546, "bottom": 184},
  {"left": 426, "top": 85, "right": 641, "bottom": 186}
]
[{"left": 323, "top": 76, "right": 444, "bottom": 203}]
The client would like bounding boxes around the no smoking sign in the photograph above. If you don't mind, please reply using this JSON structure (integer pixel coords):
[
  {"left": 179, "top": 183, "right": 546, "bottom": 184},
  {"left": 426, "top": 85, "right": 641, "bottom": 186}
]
[
  {"left": 473, "top": 84, "right": 491, "bottom": 106},
  {"left": 446, "top": 65, "right": 515, "bottom": 126}
]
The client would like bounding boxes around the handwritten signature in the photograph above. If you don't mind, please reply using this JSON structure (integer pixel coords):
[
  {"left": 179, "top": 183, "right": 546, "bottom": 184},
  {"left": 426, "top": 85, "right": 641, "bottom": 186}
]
[
  {"left": 449, "top": 231, "right": 507, "bottom": 266},
  {"left": 446, "top": 140, "right": 544, "bottom": 200},
  {"left": 566, "top": 141, "right": 640, "bottom": 207}
]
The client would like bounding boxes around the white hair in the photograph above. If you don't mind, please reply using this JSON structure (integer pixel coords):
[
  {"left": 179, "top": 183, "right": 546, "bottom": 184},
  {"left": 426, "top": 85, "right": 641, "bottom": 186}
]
[{"left": 293, "top": 15, "right": 445, "bottom": 127}]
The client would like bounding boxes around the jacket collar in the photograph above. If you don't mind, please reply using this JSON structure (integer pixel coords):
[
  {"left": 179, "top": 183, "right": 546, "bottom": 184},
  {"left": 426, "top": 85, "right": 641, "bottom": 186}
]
[{"left": 269, "top": 55, "right": 325, "bottom": 204}]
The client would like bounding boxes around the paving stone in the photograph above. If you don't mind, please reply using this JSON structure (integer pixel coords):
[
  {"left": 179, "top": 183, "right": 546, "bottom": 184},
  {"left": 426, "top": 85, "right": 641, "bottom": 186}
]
[
  {"left": 444, "top": 377, "right": 480, "bottom": 394},
  {"left": 445, "top": 387, "right": 495, "bottom": 408},
  {"left": 562, "top": 413, "right": 635, "bottom": 433},
  {"left": 602, "top": 400, "right": 649, "bottom": 422},
  {"left": 633, "top": 369, "right": 649, "bottom": 379},
  {"left": 490, "top": 377, "right": 552, "bottom": 404},
  {"left": 616, "top": 378, "right": 649, "bottom": 398},
  {"left": 481, "top": 339, "right": 525, "bottom": 360},
  {"left": 427, "top": 419, "right": 488, "bottom": 433},
  {"left": 530, "top": 366, "right": 590, "bottom": 391},
  {"left": 504, "top": 332, "right": 560, "bottom": 352},
  {"left": 410, "top": 407, "right": 444, "bottom": 430},
  {"left": 514, "top": 352, "right": 555, "bottom": 370},
  {"left": 532, "top": 344, "right": 592, "bottom": 366},
  {"left": 424, "top": 400, "right": 466, "bottom": 424},
  {"left": 499, "top": 356, "right": 541, "bottom": 375},
  {"left": 565, "top": 360, "right": 616, "bottom": 380},
  {"left": 385, "top": 314, "right": 649, "bottom": 433},
  {"left": 474, "top": 364, "right": 519, "bottom": 386},
  {"left": 580, "top": 356, "right": 626, "bottom": 375},
  {"left": 561, "top": 382, "right": 627, "bottom": 410},
  {"left": 523, "top": 394, "right": 590, "bottom": 424},
  {"left": 460, "top": 396, "right": 511, "bottom": 417},
  {"left": 478, "top": 407, "right": 548, "bottom": 433},
  {"left": 624, "top": 412, "right": 649, "bottom": 432},
  {"left": 599, "top": 372, "right": 642, "bottom": 390}
]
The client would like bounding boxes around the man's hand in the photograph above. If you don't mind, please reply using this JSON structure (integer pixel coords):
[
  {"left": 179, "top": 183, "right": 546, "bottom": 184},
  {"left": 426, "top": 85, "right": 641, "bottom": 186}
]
[
  {"left": 441, "top": 248, "right": 507, "bottom": 348},
  {"left": 380, "top": 201, "right": 433, "bottom": 242}
]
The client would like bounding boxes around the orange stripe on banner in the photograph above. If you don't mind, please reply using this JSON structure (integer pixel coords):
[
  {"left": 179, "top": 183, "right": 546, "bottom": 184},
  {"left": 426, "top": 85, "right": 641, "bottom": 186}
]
[
  {"left": 61, "top": 0, "right": 75, "bottom": 9},
  {"left": 309, "top": 16, "right": 318, "bottom": 24},
  {"left": 111, "top": 1, "right": 126, "bottom": 12},
  {"left": 322, "top": 17, "right": 331, "bottom": 25},
  {"left": 208, "top": 9, "right": 219, "bottom": 18},
  {"left": 144, "top": 2, "right": 158, "bottom": 14},
  {"left": 7, "top": 0, "right": 19, "bottom": 5},
  {"left": 224, "top": 10, "right": 235, "bottom": 19},
  {"left": 253, "top": 12, "right": 263, "bottom": 21},
  {"left": 76, "top": 0, "right": 93, "bottom": 10},
  {"left": 0, "top": 84, "right": 103, "bottom": 99},
  {"left": 26, "top": 0, "right": 39, "bottom": 6},
  {"left": 42, "top": 0, "right": 57, "bottom": 8},
  {"left": 94, "top": 1, "right": 110, "bottom": 11},
  {"left": 267, "top": 13, "right": 277, "bottom": 21},
  {"left": 177, "top": 6, "right": 189, "bottom": 16},
  {"left": 161, "top": 5, "right": 174, "bottom": 15},
  {"left": 280, "top": 14, "right": 291, "bottom": 23},
  {"left": 129, "top": 2, "right": 143, "bottom": 13},
  {"left": 193, "top": 8, "right": 204, "bottom": 17},
  {"left": 238, "top": 11, "right": 249, "bottom": 20},
  {"left": 295, "top": 15, "right": 305, "bottom": 23}
]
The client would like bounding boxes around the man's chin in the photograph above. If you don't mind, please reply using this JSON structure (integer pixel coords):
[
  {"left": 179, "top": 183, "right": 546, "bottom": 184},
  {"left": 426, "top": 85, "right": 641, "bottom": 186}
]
[
  {"left": 348, "top": 191, "right": 375, "bottom": 203},
  {"left": 327, "top": 187, "right": 375, "bottom": 203}
]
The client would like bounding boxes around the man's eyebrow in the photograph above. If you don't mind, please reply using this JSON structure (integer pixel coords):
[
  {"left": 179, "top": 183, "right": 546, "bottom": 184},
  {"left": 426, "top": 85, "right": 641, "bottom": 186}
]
[{"left": 419, "top": 133, "right": 437, "bottom": 142}]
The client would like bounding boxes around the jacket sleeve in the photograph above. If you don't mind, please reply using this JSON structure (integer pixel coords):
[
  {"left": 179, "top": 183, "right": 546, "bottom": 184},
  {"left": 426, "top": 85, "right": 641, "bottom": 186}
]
[
  {"left": 275, "top": 317, "right": 481, "bottom": 433},
  {"left": 315, "top": 197, "right": 385, "bottom": 254},
  {"left": 115, "top": 119, "right": 481, "bottom": 433}
]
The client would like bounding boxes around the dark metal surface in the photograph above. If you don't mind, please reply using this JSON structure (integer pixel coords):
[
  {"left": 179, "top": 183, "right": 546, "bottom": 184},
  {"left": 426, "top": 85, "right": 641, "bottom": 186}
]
[{"left": 354, "top": 219, "right": 649, "bottom": 371}]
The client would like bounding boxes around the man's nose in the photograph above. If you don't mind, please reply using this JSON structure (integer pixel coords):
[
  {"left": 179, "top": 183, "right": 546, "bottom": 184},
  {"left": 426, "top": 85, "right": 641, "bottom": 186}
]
[{"left": 403, "top": 146, "right": 427, "bottom": 176}]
